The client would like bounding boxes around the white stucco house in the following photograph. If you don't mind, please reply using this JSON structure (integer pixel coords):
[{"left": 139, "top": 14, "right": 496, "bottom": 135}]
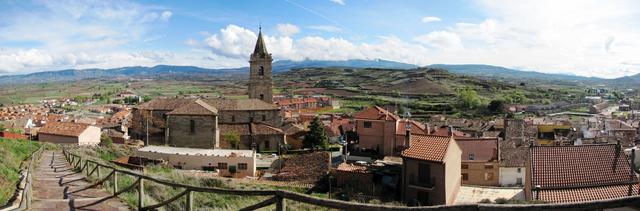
[{"left": 499, "top": 147, "right": 527, "bottom": 186}]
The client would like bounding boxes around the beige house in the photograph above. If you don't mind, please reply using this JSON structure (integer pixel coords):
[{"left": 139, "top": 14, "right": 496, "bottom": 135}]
[
  {"left": 401, "top": 134, "right": 462, "bottom": 206},
  {"left": 457, "top": 137, "right": 500, "bottom": 186},
  {"left": 136, "top": 145, "right": 256, "bottom": 177},
  {"left": 354, "top": 106, "right": 429, "bottom": 155},
  {"left": 38, "top": 122, "right": 101, "bottom": 146}
]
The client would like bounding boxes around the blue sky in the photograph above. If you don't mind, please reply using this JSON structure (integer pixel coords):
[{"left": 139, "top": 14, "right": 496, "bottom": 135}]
[{"left": 0, "top": 0, "right": 639, "bottom": 78}]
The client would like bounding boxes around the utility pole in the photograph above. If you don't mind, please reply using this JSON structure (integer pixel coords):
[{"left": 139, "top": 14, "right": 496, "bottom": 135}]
[{"left": 145, "top": 111, "right": 150, "bottom": 146}]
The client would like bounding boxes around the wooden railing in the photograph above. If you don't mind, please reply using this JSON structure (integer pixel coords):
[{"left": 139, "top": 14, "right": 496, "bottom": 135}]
[
  {"left": 1, "top": 145, "right": 43, "bottom": 211},
  {"left": 62, "top": 148, "right": 640, "bottom": 211}
]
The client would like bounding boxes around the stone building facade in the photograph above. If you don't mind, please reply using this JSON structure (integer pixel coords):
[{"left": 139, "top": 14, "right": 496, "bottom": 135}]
[
  {"left": 248, "top": 27, "right": 273, "bottom": 103},
  {"left": 165, "top": 99, "right": 220, "bottom": 148}
]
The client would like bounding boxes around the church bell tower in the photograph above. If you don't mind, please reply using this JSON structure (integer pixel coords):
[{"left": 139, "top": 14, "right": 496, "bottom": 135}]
[{"left": 248, "top": 27, "right": 273, "bottom": 103}]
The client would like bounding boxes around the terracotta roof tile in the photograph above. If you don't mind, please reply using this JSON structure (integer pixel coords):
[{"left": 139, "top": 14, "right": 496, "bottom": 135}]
[
  {"left": 529, "top": 144, "right": 639, "bottom": 202},
  {"left": 456, "top": 137, "right": 498, "bottom": 162},
  {"left": 203, "top": 98, "right": 278, "bottom": 111},
  {"left": 167, "top": 99, "right": 218, "bottom": 116},
  {"left": 39, "top": 122, "right": 90, "bottom": 137},
  {"left": 538, "top": 184, "right": 640, "bottom": 203},
  {"left": 401, "top": 134, "right": 452, "bottom": 163},
  {"left": 396, "top": 120, "right": 427, "bottom": 135},
  {"left": 336, "top": 163, "right": 369, "bottom": 173},
  {"left": 530, "top": 144, "right": 637, "bottom": 189},
  {"left": 500, "top": 147, "right": 528, "bottom": 167},
  {"left": 137, "top": 98, "right": 194, "bottom": 111},
  {"left": 353, "top": 106, "right": 399, "bottom": 121}
]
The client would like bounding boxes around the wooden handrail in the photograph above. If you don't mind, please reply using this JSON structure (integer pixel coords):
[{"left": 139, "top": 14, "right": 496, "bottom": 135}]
[{"left": 61, "top": 147, "right": 640, "bottom": 211}]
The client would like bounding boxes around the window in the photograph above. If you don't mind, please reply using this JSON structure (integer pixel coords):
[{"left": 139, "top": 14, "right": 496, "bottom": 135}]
[
  {"left": 238, "top": 163, "right": 248, "bottom": 170},
  {"left": 516, "top": 178, "right": 523, "bottom": 185},
  {"left": 218, "top": 162, "right": 228, "bottom": 170},
  {"left": 260, "top": 94, "right": 264, "bottom": 100},
  {"left": 190, "top": 120, "right": 196, "bottom": 134},
  {"left": 462, "top": 173, "right": 469, "bottom": 181},
  {"left": 262, "top": 115, "right": 266, "bottom": 121},
  {"left": 259, "top": 66, "right": 265, "bottom": 76},
  {"left": 202, "top": 166, "right": 216, "bottom": 171},
  {"left": 418, "top": 163, "right": 431, "bottom": 184},
  {"left": 485, "top": 172, "right": 494, "bottom": 180},
  {"left": 484, "top": 164, "right": 494, "bottom": 169},
  {"left": 231, "top": 115, "right": 235, "bottom": 122},
  {"left": 468, "top": 153, "right": 475, "bottom": 160},
  {"left": 363, "top": 121, "right": 372, "bottom": 128},
  {"left": 517, "top": 168, "right": 522, "bottom": 173},
  {"left": 461, "top": 164, "right": 469, "bottom": 169},
  {"left": 265, "top": 140, "right": 271, "bottom": 149}
]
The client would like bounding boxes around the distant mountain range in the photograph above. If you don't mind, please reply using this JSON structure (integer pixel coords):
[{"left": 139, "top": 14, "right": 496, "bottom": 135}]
[{"left": 0, "top": 59, "right": 637, "bottom": 87}]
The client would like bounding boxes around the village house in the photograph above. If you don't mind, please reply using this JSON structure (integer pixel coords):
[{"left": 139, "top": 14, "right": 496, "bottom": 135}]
[
  {"left": 457, "top": 137, "right": 500, "bottom": 186},
  {"left": 526, "top": 144, "right": 639, "bottom": 202},
  {"left": 38, "top": 121, "right": 101, "bottom": 145},
  {"left": 354, "top": 106, "right": 429, "bottom": 155},
  {"left": 401, "top": 134, "right": 461, "bottom": 206},
  {"left": 136, "top": 145, "right": 256, "bottom": 177},
  {"left": 218, "top": 123, "right": 285, "bottom": 152},
  {"left": 499, "top": 147, "right": 527, "bottom": 186},
  {"left": 605, "top": 119, "right": 637, "bottom": 147}
]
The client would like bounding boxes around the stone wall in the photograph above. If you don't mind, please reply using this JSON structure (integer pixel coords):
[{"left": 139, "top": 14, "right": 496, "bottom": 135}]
[
  {"left": 166, "top": 115, "right": 218, "bottom": 149},
  {"left": 218, "top": 110, "right": 282, "bottom": 126}
]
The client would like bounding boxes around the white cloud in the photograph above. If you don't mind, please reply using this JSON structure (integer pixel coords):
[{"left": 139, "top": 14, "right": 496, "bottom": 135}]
[
  {"left": 329, "top": 0, "right": 345, "bottom": 6},
  {"left": 414, "top": 31, "right": 463, "bottom": 51},
  {"left": 276, "top": 23, "right": 300, "bottom": 37},
  {"left": 161, "top": 10, "right": 172, "bottom": 22},
  {"left": 308, "top": 25, "right": 342, "bottom": 32},
  {"left": 421, "top": 16, "right": 441, "bottom": 23}
]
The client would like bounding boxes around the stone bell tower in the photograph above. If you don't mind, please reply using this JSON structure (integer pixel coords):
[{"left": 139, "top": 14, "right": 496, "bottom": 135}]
[{"left": 248, "top": 27, "right": 273, "bottom": 103}]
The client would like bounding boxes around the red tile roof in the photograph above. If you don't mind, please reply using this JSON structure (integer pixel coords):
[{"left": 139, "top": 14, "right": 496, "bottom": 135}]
[
  {"left": 500, "top": 147, "right": 528, "bottom": 167},
  {"left": 167, "top": 99, "right": 218, "bottom": 116},
  {"left": 39, "top": 122, "right": 91, "bottom": 137},
  {"left": 537, "top": 184, "right": 640, "bottom": 203},
  {"left": 529, "top": 144, "right": 639, "bottom": 202},
  {"left": 137, "top": 98, "right": 194, "bottom": 111},
  {"left": 431, "top": 126, "right": 467, "bottom": 137},
  {"left": 353, "top": 106, "right": 399, "bottom": 121},
  {"left": 401, "top": 134, "right": 452, "bottom": 163},
  {"left": 396, "top": 120, "right": 427, "bottom": 135},
  {"left": 456, "top": 137, "right": 498, "bottom": 162}
]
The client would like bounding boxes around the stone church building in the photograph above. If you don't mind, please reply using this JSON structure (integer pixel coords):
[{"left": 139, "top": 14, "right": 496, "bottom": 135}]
[{"left": 130, "top": 29, "right": 285, "bottom": 151}]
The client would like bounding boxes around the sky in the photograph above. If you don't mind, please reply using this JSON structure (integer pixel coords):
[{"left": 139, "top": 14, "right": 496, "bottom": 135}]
[{"left": 0, "top": 0, "right": 639, "bottom": 78}]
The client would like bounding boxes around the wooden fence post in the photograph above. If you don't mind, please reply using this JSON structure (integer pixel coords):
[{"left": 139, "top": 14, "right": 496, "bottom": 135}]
[
  {"left": 138, "top": 177, "right": 144, "bottom": 209},
  {"left": 96, "top": 165, "right": 100, "bottom": 178},
  {"left": 186, "top": 190, "right": 193, "bottom": 211},
  {"left": 113, "top": 171, "right": 118, "bottom": 195},
  {"left": 276, "top": 196, "right": 286, "bottom": 211}
]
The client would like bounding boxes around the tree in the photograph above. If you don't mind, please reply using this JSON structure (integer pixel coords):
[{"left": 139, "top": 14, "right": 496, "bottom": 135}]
[
  {"left": 456, "top": 87, "right": 481, "bottom": 109},
  {"left": 487, "top": 99, "right": 505, "bottom": 114},
  {"left": 223, "top": 131, "right": 241, "bottom": 149},
  {"left": 100, "top": 133, "right": 113, "bottom": 147},
  {"left": 0, "top": 124, "right": 5, "bottom": 132},
  {"left": 143, "top": 95, "right": 152, "bottom": 102},
  {"left": 303, "top": 117, "right": 328, "bottom": 149}
]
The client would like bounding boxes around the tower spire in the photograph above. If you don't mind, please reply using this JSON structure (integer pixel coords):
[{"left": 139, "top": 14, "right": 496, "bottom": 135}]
[{"left": 253, "top": 26, "right": 269, "bottom": 56}]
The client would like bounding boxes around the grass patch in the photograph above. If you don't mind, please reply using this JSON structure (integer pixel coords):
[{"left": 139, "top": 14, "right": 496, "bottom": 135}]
[
  {"left": 0, "top": 138, "right": 40, "bottom": 206},
  {"left": 72, "top": 145, "right": 337, "bottom": 210}
]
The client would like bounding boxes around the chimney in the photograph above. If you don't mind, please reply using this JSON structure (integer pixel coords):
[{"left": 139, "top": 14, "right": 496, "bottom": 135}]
[
  {"left": 405, "top": 129, "right": 411, "bottom": 148},
  {"left": 448, "top": 126, "right": 453, "bottom": 136},
  {"left": 426, "top": 123, "right": 431, "bottom": 135}
]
